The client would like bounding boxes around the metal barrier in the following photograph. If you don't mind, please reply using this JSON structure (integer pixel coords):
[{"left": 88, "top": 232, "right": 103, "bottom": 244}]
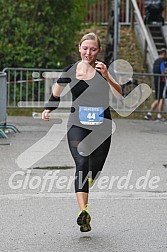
[
  {"left": 110, "top": 72, "right": 167, "bottom": 114},
  {"left": 2, "top": 67, "right": 62, "bottom": 108},
  {"left": 2, "top": 67, "right": 167, "bottom": 114}
]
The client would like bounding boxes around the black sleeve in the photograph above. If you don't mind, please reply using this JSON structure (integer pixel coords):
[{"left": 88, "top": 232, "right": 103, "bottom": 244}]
[
  {"left": 44, "top": 64, "right": 73, "bottom": 110},
  {"left": 44, "top": 94, "right": 60, "bottom": 111},
  {"left": 57, "top": 64, "right": 73, "bottom": 87}
]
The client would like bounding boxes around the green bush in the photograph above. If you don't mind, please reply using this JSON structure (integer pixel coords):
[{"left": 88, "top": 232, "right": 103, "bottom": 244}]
[{"left": 0, "top": 0, "right": 92, "bottom": 70}]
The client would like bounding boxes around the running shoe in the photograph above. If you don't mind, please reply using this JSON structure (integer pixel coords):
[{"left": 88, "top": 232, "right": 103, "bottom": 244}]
[
  {"left": 144, "top": 113, "right": 152, "bottom": 120},
  {"left": 156, "top": 117, "right": 166, "bottom": 122},
  {"left": 77, "top": 205, "right": 91, "bottom": 232}
]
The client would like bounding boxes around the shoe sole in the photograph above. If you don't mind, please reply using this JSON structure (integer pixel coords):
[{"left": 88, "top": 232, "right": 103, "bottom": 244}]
[{"left": 80, "top": 224, "right": 91, "bottom": 232}]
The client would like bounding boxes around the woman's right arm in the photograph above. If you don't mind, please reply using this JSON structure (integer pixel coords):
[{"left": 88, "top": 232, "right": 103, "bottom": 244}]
[{"left": 42, "top": 83, "right": 64, "bottom": 121}]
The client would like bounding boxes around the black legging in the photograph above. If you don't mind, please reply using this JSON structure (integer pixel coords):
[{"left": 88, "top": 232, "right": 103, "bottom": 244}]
[{"left": 67, "top": 125, "right": 111, "bottom": 193}]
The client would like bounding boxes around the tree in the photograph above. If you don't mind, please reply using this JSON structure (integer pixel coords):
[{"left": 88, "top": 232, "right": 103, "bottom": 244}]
[{"left": 0, "top": 0, "right": 91, "bottom": 69}]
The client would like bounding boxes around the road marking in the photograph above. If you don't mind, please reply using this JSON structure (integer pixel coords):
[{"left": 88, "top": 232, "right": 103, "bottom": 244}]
[{"left": 0, "top": 191, "right": 167, "bottom": 200}]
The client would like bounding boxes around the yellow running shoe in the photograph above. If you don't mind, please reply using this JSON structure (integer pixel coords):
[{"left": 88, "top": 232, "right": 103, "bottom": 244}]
[{"left": 77, "top": 205, "right": 91, "bottom": 232}]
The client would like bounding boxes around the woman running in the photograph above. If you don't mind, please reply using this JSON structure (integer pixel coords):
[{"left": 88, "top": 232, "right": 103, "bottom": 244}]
[{"left": 42, "top": 33, "right": 122, "bottom": 232}]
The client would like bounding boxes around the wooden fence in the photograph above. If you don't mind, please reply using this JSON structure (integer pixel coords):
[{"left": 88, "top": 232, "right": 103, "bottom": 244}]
[{"left": 85, "top": 0, "right": 167, "bottom": 24}]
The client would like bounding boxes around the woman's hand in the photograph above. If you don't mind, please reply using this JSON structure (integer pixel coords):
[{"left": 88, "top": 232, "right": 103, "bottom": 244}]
[
  {"left": 95, "top": 61, "right": 109, "bottom": 79},
  {"left": 42, "top": 109, "right": 51, "bottom": 121},
  {"left": 95, "top": 61, "right": 122, "bottom": 95}
]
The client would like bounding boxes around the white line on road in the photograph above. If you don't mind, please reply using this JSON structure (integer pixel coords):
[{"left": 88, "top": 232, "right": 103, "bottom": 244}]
[{"left": 0, "top": 191, "right": 167, "bottom": 200}]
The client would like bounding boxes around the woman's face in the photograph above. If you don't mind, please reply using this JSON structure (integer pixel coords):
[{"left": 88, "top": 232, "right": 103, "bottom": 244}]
[{"left": 79, "top": 39, "right": 100, "bottom": 66}]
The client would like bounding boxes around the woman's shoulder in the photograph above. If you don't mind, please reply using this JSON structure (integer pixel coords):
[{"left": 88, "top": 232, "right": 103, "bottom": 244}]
[
  {"left": 57, "top": 64, "right": 75, "bottom": 85},
  {"left": 63, "top": 64, "right": 74, "bottom": 72}
]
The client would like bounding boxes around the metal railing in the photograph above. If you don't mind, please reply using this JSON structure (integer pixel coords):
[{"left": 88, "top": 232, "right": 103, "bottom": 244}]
[
  {"left": 110, "top": 72, "right": 167, "bottom": 114},
  {"left": 2, "top": 67, "right": 62, "bottom": 108},
  {"left": 2, "top": 67, "right": 167, "bottom": 114},
  {"left": 131, "top": 0, "right": 159, "bottom": 72}
]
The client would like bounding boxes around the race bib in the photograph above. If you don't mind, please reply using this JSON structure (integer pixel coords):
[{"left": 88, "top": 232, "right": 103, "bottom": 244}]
[{"left": 79, "top": 106, "right": 104, "bottom": 125}]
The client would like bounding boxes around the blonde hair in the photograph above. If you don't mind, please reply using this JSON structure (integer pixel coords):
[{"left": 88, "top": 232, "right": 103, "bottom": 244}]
[{"left": 79, "top": 33, "right": 101, "bottom": 49}]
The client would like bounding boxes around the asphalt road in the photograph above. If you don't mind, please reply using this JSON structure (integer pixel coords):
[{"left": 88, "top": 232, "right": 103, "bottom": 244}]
[{"left": 0, "top": 116, "right": 167, "bottom": 252}]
